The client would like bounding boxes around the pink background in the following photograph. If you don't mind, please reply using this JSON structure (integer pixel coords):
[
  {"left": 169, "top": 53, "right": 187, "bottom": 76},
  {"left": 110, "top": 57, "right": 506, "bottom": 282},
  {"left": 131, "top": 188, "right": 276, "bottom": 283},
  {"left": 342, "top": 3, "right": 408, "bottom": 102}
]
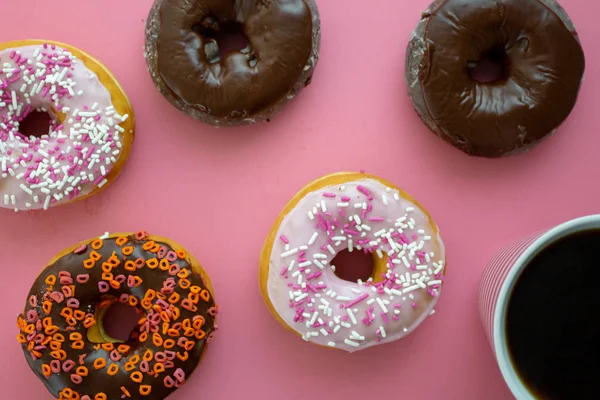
[{"left": 1, "top": 0, "right": 599, "bottom": 398}]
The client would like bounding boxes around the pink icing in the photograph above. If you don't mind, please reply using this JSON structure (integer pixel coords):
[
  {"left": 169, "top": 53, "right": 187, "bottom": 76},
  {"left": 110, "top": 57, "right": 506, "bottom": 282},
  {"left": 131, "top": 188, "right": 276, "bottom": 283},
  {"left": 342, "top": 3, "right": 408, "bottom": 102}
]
[
  {"left": 267, "top": 177, "right": 446, "bottom": 352},
  {"left": 0, "top": 44, "right": 130, "bottom": 211}
]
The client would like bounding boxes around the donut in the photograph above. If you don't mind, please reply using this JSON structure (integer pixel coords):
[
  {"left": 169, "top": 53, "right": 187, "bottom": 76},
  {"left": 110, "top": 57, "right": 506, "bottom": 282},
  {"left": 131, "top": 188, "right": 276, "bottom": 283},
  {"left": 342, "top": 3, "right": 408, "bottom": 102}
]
[
  {"left": 405, "top": 0, "right": 585, "bottom": 158},
  {"left": 16, "top": 231, "right": 218, "bottom": 400},
  {"left": 260, "top": 172, "right": 446, "bottom": 352},
  {"left": 145, "top": 0, "right": 320, "bottom": 126},
  {"left": 0, "top": 40, "right": 135, "bottom": 211}
]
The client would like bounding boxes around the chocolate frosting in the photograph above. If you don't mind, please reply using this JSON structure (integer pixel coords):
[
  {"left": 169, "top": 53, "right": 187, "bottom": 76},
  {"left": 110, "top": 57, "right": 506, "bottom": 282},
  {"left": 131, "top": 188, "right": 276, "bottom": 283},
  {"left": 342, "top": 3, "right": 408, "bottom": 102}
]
[
  {"left": 154, "top": 0, "right": 315, "bottom": 120},
  {"left": 17, "top": 234, "right": 216, "bottom": 400},
  {"left": 406, "top": 0, "right": 585, "bottom": 157}
]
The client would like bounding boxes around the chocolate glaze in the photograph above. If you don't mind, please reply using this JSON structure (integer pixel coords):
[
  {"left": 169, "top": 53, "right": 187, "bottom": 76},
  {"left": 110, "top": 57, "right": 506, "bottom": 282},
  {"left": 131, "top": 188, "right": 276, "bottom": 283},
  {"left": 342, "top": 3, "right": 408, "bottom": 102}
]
[
  {"left": 406, "top": 0, "right": 585, "bottom": 158},
  {"left": 18, "top": 234, "right": 216, "bottom": 400},
  {"left": 145, "top": 0, "right": 321, "bottom": 126}
]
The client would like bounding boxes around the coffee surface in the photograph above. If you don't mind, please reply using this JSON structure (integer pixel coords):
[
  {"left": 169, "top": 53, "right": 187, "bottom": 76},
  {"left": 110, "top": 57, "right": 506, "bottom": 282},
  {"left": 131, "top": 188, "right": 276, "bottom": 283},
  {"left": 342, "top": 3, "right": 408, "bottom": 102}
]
[{"left": 506, "top": 229, "right": 600, "bottom": 399}]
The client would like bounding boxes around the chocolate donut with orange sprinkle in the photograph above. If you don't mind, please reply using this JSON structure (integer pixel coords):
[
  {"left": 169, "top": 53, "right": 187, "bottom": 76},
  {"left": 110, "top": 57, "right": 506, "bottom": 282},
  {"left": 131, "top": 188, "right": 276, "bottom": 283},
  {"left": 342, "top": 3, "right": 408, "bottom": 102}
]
[{"left": 16, "top": 231, "right": 218, "bottom": 400}]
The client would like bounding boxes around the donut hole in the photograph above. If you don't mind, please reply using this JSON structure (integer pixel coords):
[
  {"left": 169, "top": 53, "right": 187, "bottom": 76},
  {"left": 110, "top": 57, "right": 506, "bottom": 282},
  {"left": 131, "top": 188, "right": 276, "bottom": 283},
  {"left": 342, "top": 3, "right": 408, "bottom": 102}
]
[
  {"left": 193, "top": 19, "right": 251, "bottom": 63},
  {"left": 468, "top": 47, "right": 508, "bottom": 83},
  {"left": 331, "top": 249, "right": 374, "bottom": 283},
  {"left": 18, "top": 110, "right": 53, "bottom": 139},
  {"left": 101, "top": 302, "right": 140, "bottom": 342}
]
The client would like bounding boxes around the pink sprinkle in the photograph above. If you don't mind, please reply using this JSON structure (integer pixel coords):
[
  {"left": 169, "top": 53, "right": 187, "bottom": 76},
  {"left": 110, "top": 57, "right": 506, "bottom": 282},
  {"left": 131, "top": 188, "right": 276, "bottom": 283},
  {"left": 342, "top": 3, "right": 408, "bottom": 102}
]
[
  {"left": 66, "top": 298, "right": 80, "bottom": 308},
  {"left": 392, "top": 315, "right": 400, "bottom": 321},
  {"left": 322, "top": 192, "right": 336, "bottom": 198},
  {"left": 70, "top": 374, "right": 83, "bottom": 384},
  {"left": 357, "top": 185, "right": 370, "bottom": 195},
  {"left": 345, "top": 293, "right": 369, "bottom": 308},
  {"left": 98, "top": 281, "right": 109, "bottom": 293},
  {"left": 279, "top": 235, "right": 289, "bottom": 244},
  {"left": 381, "top": 312, "right": 390, "bottom": 324},
  {"left": 361, "top": 318, "right": 371, "bottom": 326},
  {"left": 62, "top": 360, "right": 76, "bottom": 372},
  {"left": 368, "top": 217, "right": 384, "bottom": 222},
  {"left": 174, "top": 368, "right": 186, "bottom": 383}
]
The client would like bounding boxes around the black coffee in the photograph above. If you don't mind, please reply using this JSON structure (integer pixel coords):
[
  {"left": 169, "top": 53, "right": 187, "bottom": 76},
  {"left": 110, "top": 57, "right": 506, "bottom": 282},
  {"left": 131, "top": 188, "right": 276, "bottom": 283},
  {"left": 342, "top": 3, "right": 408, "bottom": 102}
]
[{"left": 506, "top": 229, "right": 600, "bottom": 399}]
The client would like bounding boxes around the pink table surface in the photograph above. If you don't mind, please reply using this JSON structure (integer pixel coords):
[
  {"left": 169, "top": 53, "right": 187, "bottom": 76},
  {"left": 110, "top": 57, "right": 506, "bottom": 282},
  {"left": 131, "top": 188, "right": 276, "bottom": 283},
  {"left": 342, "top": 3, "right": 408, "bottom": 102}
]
[{"left": 1, "top": 0, "right": 599, "bottom": 399}]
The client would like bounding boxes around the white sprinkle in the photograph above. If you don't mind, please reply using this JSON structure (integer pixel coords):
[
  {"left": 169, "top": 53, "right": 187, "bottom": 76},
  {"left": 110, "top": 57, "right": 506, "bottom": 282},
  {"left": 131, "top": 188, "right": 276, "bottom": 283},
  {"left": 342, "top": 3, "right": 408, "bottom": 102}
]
[
  {"left": 298, "top": 261, "right": 312, "bottom": 268},
  {"left": 416, "top": 280, "right": 426, "bottom": 289},
  {"left": 424, "top": 236, "right": 432, "bottom": 241},
  {"left": 376, "top": 298, "right": 389, "bottom": 313},
  {"left": 382, "top": 194, "right": 388, "bottom": 205},
  {"left": 307, "top": 232, "right": 318, "bottom": 245},
  {"left": 327, "top": 341, "right": 336, "bottom": 347},
  {"left": 327, "top": 245, "right": 336, "bottom": 255},
  {"left": 380, "top": 326, "right": 387, "bottom": 338},
  {"left": 391, "top": 289, "right": 403, "bottom": 296},
  {"left": 341, "top": 322, "right": 351, "bottom": 328},
  {"left": 367, "top": 299, "right": 376, "bottom": 305},
  {"left": 394, "top": 193, "right": 400, "bottom": 201},
  {"left": 20, "top": 184, "right": 33, "bottom": 195},
  {"left": 336, "top": 295, "right": 350, "bottom": 301},
  {"left": 347, "top": 309, "right": 357, "bottom": 325},
  {"left": 428, "top": 280, "right": 442, "bottom": 286},
  {"left": 402, "top": 285, "right": 420, "bottom": 293},
  {"left": 309, "top": 312, "right": 318, "bottom": 325},
  {"left": 320, "top": 200, "right": 327, "bottom": 212},
  {"left": 333, "top": 325, "right": 341, "bottom": 333},
  {"left": 430, "top": 310, "right": 436, "bottom": 316},
  {"left": 344, "top": 339, "right": 359, "bottom": 348},
  {"left": 348, "top": 239, "right": 353, "bottom": 252},
  {"left": 43, "top": 195, "right": 51, "bottom": 210},
  {"left": 280, "top": 248, "right": 299, "bottom": 258},
  {"left": 308, "top": 211, "right": 314, "bottom": 220},
  {"left": 314, "top": 260, "right": 324, "bottom": 269},
  {"left": 406, "top": 207, "right": 415, "bottom": 212},
  {"left": 3, "top": 194, "right": 8, "bottom": 205},
  {"left": 337, "top": 202, "right": 349, "bottom": 207},
  {"left": 313, "top": 253, "right": 327, "bottom": 259},
  {"left": 98, "top": 179, "right": 108, "bottom": 188}
]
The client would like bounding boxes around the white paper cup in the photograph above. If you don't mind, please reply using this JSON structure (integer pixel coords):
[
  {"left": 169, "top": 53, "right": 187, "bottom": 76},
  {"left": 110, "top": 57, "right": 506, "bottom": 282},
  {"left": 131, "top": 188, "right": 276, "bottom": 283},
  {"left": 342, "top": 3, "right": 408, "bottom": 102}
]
[{"left": 478, "top": 215, "right": 600, "bottom": 399}]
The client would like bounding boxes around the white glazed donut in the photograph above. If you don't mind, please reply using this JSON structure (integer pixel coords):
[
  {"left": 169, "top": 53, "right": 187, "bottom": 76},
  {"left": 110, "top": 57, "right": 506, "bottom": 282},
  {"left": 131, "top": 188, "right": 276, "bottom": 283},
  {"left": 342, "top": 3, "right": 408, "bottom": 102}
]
[
  {"left": 0, "top": 40, "right": 135, "bottom": 212},
  {"left": 260, "top": 172, "right": 446, "bottom": 352}
]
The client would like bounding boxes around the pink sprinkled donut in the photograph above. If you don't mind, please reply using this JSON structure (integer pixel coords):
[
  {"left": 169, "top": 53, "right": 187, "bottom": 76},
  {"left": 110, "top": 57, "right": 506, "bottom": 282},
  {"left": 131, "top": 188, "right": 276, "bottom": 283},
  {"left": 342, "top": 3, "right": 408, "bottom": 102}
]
[
  {"left": 0, "top": 40, "right": 135, "bottom": 212},
  {"left": 260, "top": 172, "right": 447, "bottom": 352}
]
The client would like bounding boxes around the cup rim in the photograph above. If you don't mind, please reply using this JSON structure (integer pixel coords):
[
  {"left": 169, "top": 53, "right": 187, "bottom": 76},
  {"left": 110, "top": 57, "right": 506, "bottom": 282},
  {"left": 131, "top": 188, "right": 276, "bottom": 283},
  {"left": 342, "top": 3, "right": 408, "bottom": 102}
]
[{"left": 492, "top": 214, "right": 600, "bottom": 399}]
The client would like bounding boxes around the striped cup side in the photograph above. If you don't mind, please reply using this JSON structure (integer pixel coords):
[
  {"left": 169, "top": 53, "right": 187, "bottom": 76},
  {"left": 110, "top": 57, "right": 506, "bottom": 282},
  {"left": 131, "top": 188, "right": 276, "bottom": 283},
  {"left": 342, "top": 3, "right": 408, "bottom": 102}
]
[{"left": 478, "top": 232, "right": 544, "bottom": 351}]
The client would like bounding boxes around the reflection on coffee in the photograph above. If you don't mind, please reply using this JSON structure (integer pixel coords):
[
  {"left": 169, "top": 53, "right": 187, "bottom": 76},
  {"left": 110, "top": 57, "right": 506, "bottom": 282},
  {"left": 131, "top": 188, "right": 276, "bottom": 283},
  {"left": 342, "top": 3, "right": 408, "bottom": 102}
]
[{"left": 506, "top": 229, "right": 600, "bottom": 399}]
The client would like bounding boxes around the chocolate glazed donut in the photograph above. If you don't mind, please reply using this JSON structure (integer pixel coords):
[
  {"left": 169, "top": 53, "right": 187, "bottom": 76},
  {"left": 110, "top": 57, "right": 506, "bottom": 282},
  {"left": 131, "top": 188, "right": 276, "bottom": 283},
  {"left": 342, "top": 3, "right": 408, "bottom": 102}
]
[
  {"left": 145, "top": 0, "right": 321, "bottom": 126},
  {"left": 406, "top": 0, "right": 585, "bottom": 158}
]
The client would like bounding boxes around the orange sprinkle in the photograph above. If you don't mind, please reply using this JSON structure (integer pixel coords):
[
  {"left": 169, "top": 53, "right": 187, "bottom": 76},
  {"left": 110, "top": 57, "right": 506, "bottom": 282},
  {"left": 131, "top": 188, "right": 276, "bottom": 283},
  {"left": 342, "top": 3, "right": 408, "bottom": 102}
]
[
  {"left": 42, "top": 317, "right": 53, "bottom": 328},
  {"left": 184, "top": 328, "right": 195, "bottom": 337},
  {"left": 23, "top": 323, "right": 35, "bottom": 334},
  {"left": 124, "top": 260, "right": 137, "bottom": 271},
  {"left": 160, "top": 311, "right": 170, "bottom": 322},
  {"left": 152, "top": 333, "right": 164, "bottom": 347},
  {"left": 167, "top": 329, "right": 180, "bottom": 337},
  {"left": 122, "top": 246, "right": 134, "bottom": 256},
  {"left": 107, "top": 363, "right": 119, "bottom": 376},
  {"left": 149, "top": 243, "right": 160, "bottom": 253},
  {"left": 190, "top": 285, "right": 201, "bottom": 294},
  {"left": 139, "top": 385, "right": 152, "bottom": 396},
  {"left": 101, "top": 343, "right": 114, "bottom": 351},
  {"left": 65, "top": 317, "right": 77, "bottom": 327},
  {"left": 94, "top": 394, "right": 107, "bottom": 400},
  {"left": 91, "top": 239, "right": 103, "bottom": 250},
  {"left": 142, "top": 240, "right": 155, "bottom": 250},
  {"left": 124, "top": 362, "right": 136, "bottom": 372},
  {"left": 73, "top": 310, "right": 86, "bottom": 320},
  {"left": 153, "top": 363, "right": 165, "bottom": 373},
  {"left": 128, "top": 296, "right": 139, "bottom": 307},
  {"left": 193, "top": 316, "right": 205, "bottom": 330},
  {"left": 116, "top": 236, "right": 128, "bottom": 246},
  {"left": 183, "top": 340, "right": 196, "bottom": 351},
  {"left": 130, "top": 276, "right": 144, "bottom": 288},
  {"left": 182, "top": 319, "right": 192, "bottom": 330},
  {"left": 49, "top": 341, "right": 62, "bottom": 351},
  {"left": 188, "top": 292, "right": 200, "bottom": 304},
  {"left": 71, "top": 340, "right": 85, "bottom": 350},
  {"left": 16, "top": 334, "right": 26, "bottom": 343},
  {"left": 172, "top": 307, "right": 180, "bottom": 320},
  {"left": 167, "top": 292, "right": 180, "bottom": 304},
  {"left": 83, "top": 317, "right": 96, "bottom": 328},
  {"left": 130, "top": 371, "right": 143, "bottom": 383},
  {"left": 83, "top": 259, "right": 96, "bottom": 269},
  {"left": 75, "top": 366, "right": 89, "bottom": 376},
  {"left": 89, "top": 250, "right": 102, "bottom": 261},
  {"left": 42, "top": 364, "right": 52, "bottom": 378},
  {"left": 101, "top": 272, "right": 113, "bottom": 281},
  {"left": 163, "top": 339, "right": 175, "bottom": 349},
  {"left": 142, "top": 349, "right": 153, "bottom": 361},
  {"left": 139, "top": 331, "right": 148, "bottom": 343},
  {"left": 176, "top": 250, "right": 186, "bottom": 259},
  {"left": 162, "top": 322, "right": 170, "bottom": 335},
  {"left": 179, "top": 279, "right": 191, "bottom": 290},
  {"left": 177, "top": 269, "right": 189, "bottom": 279},
  {"left": 42, "top": 301, "right": 52, "bottom": 314},
  {"left": 60, "top": 307, "right": 73, "bottom": 318},
  {"left": 159, "top": 259, "right": 170, "bottom": 271},
  {"left": 110, "top": 280, "right": 121, "bottom": 290},
  {"left": 46, "top": 325, "right": 60, "bottom": 334},
  {"left": 117, "top": 344, "right": 131, "bottom": 353},
  {"left": 50, "top": 349, "right": 67, "bottom": 360},
  {"left": 176, "top": 351, "right": 189, "bottom": 361},
  {"left": 45, "top": 275, "right": 57, "bottom": 285},
  {"left": 143, "top": 289, "right": 156, "bottom": 301},
  {"left": 200, "top": 289, "right": 211, "bottom": 302},
  {"left": 121, "top": 386, "right": 131, "bottom": 397},
  {"left": 155, "top": 292, "right": 166, "bottom": 300},
  {"left": 195, "top": 330, "right": 206, "bottom": 340},
  {"left": 54, "top": 333, "right": 66, "bottom": 342},
  {"left": 145, "top": 258, "right": 158, "bottom": 269},
  {"left": 93, "top": 358, "right": 107, "bottom": 370},
  {"left": 129, "top": 354, "right": 140, "bottom": 365}
]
